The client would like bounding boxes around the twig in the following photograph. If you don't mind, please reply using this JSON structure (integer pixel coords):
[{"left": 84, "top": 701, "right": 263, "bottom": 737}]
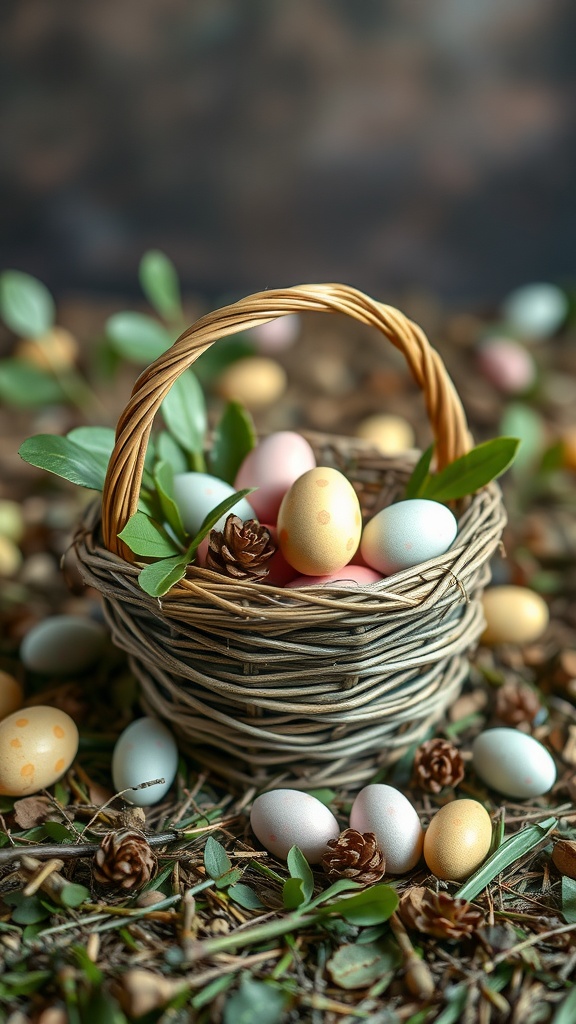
[
  {"left": 389, "top": 912, "right": 436, "bottom": 1000},
  {"left": 0, "top": 830, "right": 180, "bottom": 864},
  {"left": 484, "top": 922, "right": 576, "bottom": 972}
]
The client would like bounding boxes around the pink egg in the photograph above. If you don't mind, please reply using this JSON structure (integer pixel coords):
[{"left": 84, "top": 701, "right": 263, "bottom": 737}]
[
  {"left": 261, "top": 525, "right": 299, "bottom": 586},
  {"left": 234, "top": 432, "right": 316, "bottom": 524},
  {"left": 285, "top": 565, "right": 383, "bottom": 588},
  {"left": 250, "top": 314, "right": 301, "bottom": 352},
  {"left": 477, "top": 338, "right": 536, "bottom": 394}
]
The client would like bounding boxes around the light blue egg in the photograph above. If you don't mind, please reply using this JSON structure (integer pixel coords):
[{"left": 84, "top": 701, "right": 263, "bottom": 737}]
[
  {"left": 173, "top": 472, "right": 256, "bottom": 536},
  {"left": 112, "top": 717, "right": 179, "bottom": 806}
]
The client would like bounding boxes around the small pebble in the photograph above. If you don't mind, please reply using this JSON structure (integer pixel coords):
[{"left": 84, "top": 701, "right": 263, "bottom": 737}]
[{"left": 20, "top": 615, "right": 107, "bottom": 675}]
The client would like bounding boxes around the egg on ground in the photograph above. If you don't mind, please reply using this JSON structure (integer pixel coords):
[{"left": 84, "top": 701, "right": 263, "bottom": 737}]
[
  {"left": 20, "top": 615, "right": 107, "bottom": 675},
  {"left": 0, "top": 706, "right": 78, "bottom": 796},
  {"left": 423, "top": 799, "right": 492, "bottom": 881},
  {"left": 250, "top": 789, "right": 340, "bottom": 863},
  {"left": 112, "top": 717, "right": 179, "bottom": 806},
  {"left": 350, "top": 784, "right": 423, "bottom": 874},
  {"left": 472, "top": 728, "right": 556, "bottom": 799},
  {"left": 481, "top": 586, "right": 549, "bottom": 646}
]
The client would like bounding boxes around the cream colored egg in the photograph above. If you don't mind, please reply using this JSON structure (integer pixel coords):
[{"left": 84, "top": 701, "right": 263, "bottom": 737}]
[
  {"left": 15, "top": 327, "right": 79, "bottom": 370},
  {"left": 423, "top": 799, "right": 492, "bottom": 881},
  {"left": 0, "top": 706, "right": 78, "bottom": 796},
  {"left": 481, "top": 586, "right": 549, "bottom": 645},
  {"left": 0, "top": 500, "right": 24, "bottom": 543},
  {"left": 0, "top": 536, "right": 23, "bottom": 577},
  {"left": 215, "top": 357, "right": 287, "bottom": 409},
  {"left": 0, "top": 671, "right": 23, "bottom": 721},
  {"left": 277, "top": 466, "right": 362, "bottom": 576},
  {"left": 350, "top": 784, "right": 423, "bottom": 874},
  {"left": 355, "top": 414, "right": 415, "bottom": 454},
  {"left": 250, "top": 789, "right": 340, "bottom": 863}
]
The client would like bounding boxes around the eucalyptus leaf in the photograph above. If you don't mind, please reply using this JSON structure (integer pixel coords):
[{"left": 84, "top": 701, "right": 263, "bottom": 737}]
[
  {"left": 0, "top": 358, "right": 67, "bottom": 407},
  {"left": 204, "top": 835, "right": 232, "bottom": 880},
  {"left": 228, "top": 883, "right": 265, "bottom": 910},
  {"left": 106, "top": 311, "right": 173, "bottom": 364},
  {"left": 139, "top": 250, "right": 183, "bottom": 323},
  {"left": 117, "top": 511, "right": 181, "bottom": 558},
  {"left": 404, "top": 443, "right": 434, "bottom": 500},
  {"left": 67, "top": 425, "right": 116, "bottom": 458},
  {"left": 422, "top": 437, "right": 520, "bottom": 502},
  {"left": 154, "top": 460, "right": 186, "bottom": 541},
  {"left": 561, "top": 875, "right": 576, "bottom": 924},
  {"left": 283, "top": 877, "right": 306, "bottom": 910},
  {"left": 156, "top": 430, "right": 189, "bottom": 474},
  {"left": 60, "top": 883, "right": 90, "bottom": 908},
  {"left": 137, "top": 552, "right": 190, "bottom": 597},
  {"left": 0, "top": 270, "right": 55, "bottom": 337},
  {"left": 19, "top": 435, "right": 108, "bottom": 490},
  {"left": 455, "top": 816, "right": 557, "bottom": 902},
  {"left": 223, "top": 977, "right": 286, "bottom": 1024},
  {"left": 161, "top": 369, "right": 207, "bottom": 457},
  {"left": 322, "top": 884, "right": 398, "bottom": 926},
  {"left": 214, "top": 867, "right": 243, "bottom": 890},
  {"left": 286, "top": 846, "right": 314, "bottom": 903},
  {"left": 209, "top": 401, "right": 256, "bottom": 484},
  {"left": 326, "top": 938, "right": 401, "bottom": 990}
]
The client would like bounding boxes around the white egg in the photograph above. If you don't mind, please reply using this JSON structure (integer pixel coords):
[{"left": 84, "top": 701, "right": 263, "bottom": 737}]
[
  {"left": 20, "top": 616, "right": 107, "bottom": 675},
  {"left": 250, "top": 789, "right": 340, "bottom": 863},
  {"left": 472, "top": 728, "right": 556, "bottom": 799},
  {"left": 360, "top": 499, "right": 458, "bottom": 576},
  {"left": 112, "top": 717, "right": 179, "bottom": 806},
  {"left": 173, "top": 472, "right": 256, "bottom": 536},
  {"left": 350, "top": 784, "right": 423, "bottom": 874},
  {"left": 502, "top": 283, "right": 568, "bottom": 341}
]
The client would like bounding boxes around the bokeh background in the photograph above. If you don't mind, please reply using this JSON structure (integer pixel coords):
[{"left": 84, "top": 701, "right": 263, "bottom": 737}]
[{"left": 2, "top": 0, "right": 575, "bottom": 305}]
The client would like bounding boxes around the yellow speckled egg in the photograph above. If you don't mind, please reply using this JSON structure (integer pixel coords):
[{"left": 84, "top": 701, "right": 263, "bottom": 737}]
[
  {"left": 0, "top": 671, "right": 23, "bottom": 721},
  {"left": 481, "top": 586, "right": 549, "bottom": 645},
  {"left": 0, "top": 705, "right": 79, "bottom": 796},
  {"left": 215, "top": 356, "right": 287, "bottom": 409},
  {"left": 277, "top": 466, "right": 362, "bottom": 575},
  {"left": 423, "top": 799, "right": 492, "bottom": 881}
]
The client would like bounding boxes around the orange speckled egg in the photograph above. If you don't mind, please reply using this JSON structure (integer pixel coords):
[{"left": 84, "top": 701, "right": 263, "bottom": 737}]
[
  {"left": 277, "top": 466, "right": 362, "bottom": 576},
  {"left": 423, "top": 799, "right": 492, "bottom": 881},
  {"left": 0, "top": 705, "right": 78, "bottom": 796},
  {"left": 0, "top": 671, "right": 23, "bottom": 721}
]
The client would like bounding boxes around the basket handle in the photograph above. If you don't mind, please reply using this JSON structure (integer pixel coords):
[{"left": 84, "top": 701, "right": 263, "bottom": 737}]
[{"left": 102, "top": 283, "right": 472, "bottom": 555}]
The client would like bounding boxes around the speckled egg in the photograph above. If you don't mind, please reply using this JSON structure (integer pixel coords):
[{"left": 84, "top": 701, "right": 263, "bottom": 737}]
[
  {"left": 350, "top": 784, "right": 424, "bottom": 874},
  {"left": 112, "top": 717, "right": 179, "bottom": 806},
  {"left": 472, "top": 728, "right": 556, "bottom": 798},
  {"left": 355, "top": 414, "right": 415, "bottom": 454},
  {"left": 423, "top": 799, "right": 492, "bottom": 881},
  {"left": 173, "top": 472, "right": 256, "bottom": 536},
  {"left": 481, "top": 586, "right": 549, "bottom": 645},
  {"left": 234, "top": 432, "right": 316, "bottom": 523},
  {"left": 0, "top": 706, "right": 78, "bottom": 796},
  {"left": 0, "top": 671, "right": 23, "bottom": 721},
  {"left": 285, "top": 565, "right": 383, "bottom": 588},
  {"left": 360, "top": 499, "right": 458, "bottom": 576},
  {"left": 277, "top": 467, "right": 362, "bottom": 576},
  {"left": 250, "top": 789, "right": 340, "bottom": 863},
  {"left": 502, "top": 283, "right": 568, "bottom": 341},
  {"left": 20, "top": 615, "right": 107, "bottom": 675}
]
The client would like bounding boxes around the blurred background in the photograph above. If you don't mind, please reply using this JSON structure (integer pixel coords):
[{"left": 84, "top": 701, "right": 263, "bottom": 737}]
[{"left": 2, "top": 0, "right": 575, "bottom": 306}]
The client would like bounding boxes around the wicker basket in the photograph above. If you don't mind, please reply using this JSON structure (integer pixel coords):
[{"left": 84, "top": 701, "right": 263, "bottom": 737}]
[{"left": 75, "top": 284, "right": 506, "bottom": 790}]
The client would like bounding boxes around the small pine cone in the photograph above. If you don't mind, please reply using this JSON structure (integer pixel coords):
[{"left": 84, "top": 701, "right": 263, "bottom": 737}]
[
  {"left": 413, "top": 738, "right": 465, "bottom": 793},
  {"left": 493, "top": 682, "right": 542, "bottom": 727},
  {"left": 321, "top": 829, "right": 385, "bottom": 885},
  {"left": 399, "top": 886, "right": 483, "bottom": 940},
  {"left": 93, "top": 829, "right": 157, "bottom": 891},
  {"left": 206, "top": 515, "right": 276, "bottom": 581}
]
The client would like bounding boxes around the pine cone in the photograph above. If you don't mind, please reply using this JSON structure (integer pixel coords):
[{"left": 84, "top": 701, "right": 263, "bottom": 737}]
[
  {"left": 413, "top": 738, "right": 465, "bottom": 793},
  {"left": 399, "top": 886, "right": 483, "bottom": 939},
  {"left": 205, "top": 515, "right": 276, "bottom": 581},
  {"left": 321, "top": 829, "right": 385, "bottom": 884},
  {"left": 493, "top": 682, "right": 542, "bottom": 727},
  {"left": 93, "top": 829, "right": 157, "bottom": 891}
]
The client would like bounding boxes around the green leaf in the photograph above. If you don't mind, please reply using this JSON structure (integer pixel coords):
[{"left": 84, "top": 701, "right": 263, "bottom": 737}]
[
  {"left": 434, "top": 983, "right": 468, "bottom": 1024},
  {"left": 161, "top": 369, "right": 207, "bottom": 456},
  {"left": 561, "top": 876, "right": 576, "bottom": 924},
  {"left": 0, "top": 358, "right": 66, "bottom": 407},
  {"left": 137, "top": 553, "right": 190, "bottom": 597},
  {"left": 404, "top": 443, "right": 434, "bottom": 499},
  {"left": 156, "top": 430, "right": 189, "bottom": 474},
  {"left": 118, "top": 510, "right": 181, "bottom": 558},
  {"left": 214, "top": 867, "right": 243, "bottom": 890},
  {"left": 283, "top": 876, "right": 306, "bottom": 910},
  {"left": 186, "top": 487, "right": 255, "bottom": 561},
  {"left": 324, "top": 884, "right": 399, "bottom": 926},
  {"left": 139, "top": 250, "right": 183, "bottom": 323},
  {"left": 422, "top": 437, "right": 520, "bottom": 502},
  {"left": 60, "top": 883, "right": 90, "bottom": 908},
  {"left": 223, "top": 977, "right": 286, "bottom": 1024},
  {"left": 209, "top": 401, "right": 256, "bottom": 484},
  {"left": 192, "top": 975, "right": 234, "bottom": 1010},
  {"left": 326, "top": 938, "right": 401, "bottom": 990},
  {"left": 286, "top": 846, "right": 314, "bottom": 903},
  {"left": 455, "top": 816, "right": 557, "bottom": 902},
  {"left": 194, "top": 335, "right": 257, "bottom": 386},
  {"left": 204, "top": 835, "right": 232, "bottom": 880},
  {"left": 106, "top": 311, "right": 173, "bottom": 364},
  {"left": 0, "top": 970, "right": 52, "bottom": 997},
  {"left": 19, "top": 434, "right": 108, "bottom": 490},
  {"left": 0, "top": 270, "right": 55, "bottom": 337},
  {"left": 153, "top": 460, "right": 186, "bottom": 541},
  {"left": 227, "top": 883, "right": 265, "bottom": 910},
  {"left": 499, "top": 404, "right": 545, "bottom": 477},
  {"left": 67, "top": 425, "right": 116, "bottom": 459},
  {"left": 5, "top": 892, "right": 51, "bottom": 925},
  {"left": 304, "top": 788, "right": 337, "bottom": 806},
  {"left": 552, "top": 986, "right": 576, "bottom": 1024}
]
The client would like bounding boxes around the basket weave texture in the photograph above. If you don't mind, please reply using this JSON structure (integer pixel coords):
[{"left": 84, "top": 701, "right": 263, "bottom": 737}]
[{"left": 75, "top": 284, "right": 506, "bottom": 790}]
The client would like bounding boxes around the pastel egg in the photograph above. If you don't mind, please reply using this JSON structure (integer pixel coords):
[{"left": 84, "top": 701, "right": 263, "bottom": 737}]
[
  {"left": 112, "top": 717, "right": 179, "bottom": 806},
  {"left": 173, "top": 472, "right": 256, "bottom": 536},
  {"left": 0, "top": 671, "right": 23, "bottom": 721},
  {"left": 355, "top": 414, "right": 415, "bottom": 454},
  {"left": 250, "top": 789, "right": 340, "bottom": 863},
  {"left": 350, "top": 784, "right": 423, "bottom": 874},
  {"left": 477, "top": 338, "right": 536, "bottom": 394},
  {"left": 502, "top": 283, "right": 568, "bottom": 341},
  {"left": 285, "top": 565, "right": 383, "bottom": 588},
  {"left": 0, "top": 536, "right": 22, "bottom": 577},
  {"left": 0, "top": 706, "right": 78, "bottom": 796},
  {"left": 234, "top": 432, "right": 316, "bottom": 523},
  {"left": 215, "top": 357, "right": 287, "bottom": 409},
  {"left": 360, "top": 499, "right": 457, "bottom": 576},
  {"left": 0, "top": 500, "right": 24, "bottom": 543},
  {"left": 481, "top": 586, "right": 549, "bottom": 645},
  {"left": 423, "top": 799, "right": 492, "bottom": 881},
  {"left": 251, "top": 314, "right": 301, "bottom": 352},
  {"left": 259, "top": 525, "right": 299, "bottom": 587},
  {"left": 20, "top": 615, "right": 107, "bottom": 675},
  {"left": 277, "top": 467, "right": 362, "bottom": 576},
  {"left": 15, "top": 327, "right": 79, "bottom": 369},
  {"left": 472, "top": 728, "right": 556, "bottom": 798}
]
